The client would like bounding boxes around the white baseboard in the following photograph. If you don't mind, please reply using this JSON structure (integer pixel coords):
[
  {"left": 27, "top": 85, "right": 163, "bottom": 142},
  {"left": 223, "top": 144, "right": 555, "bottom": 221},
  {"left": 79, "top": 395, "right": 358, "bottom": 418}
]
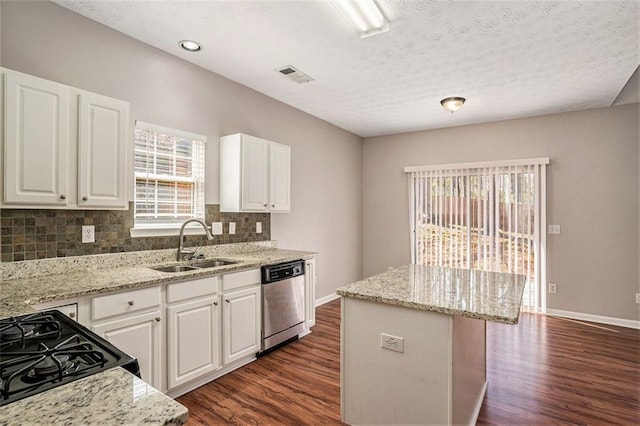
[
  {"left": 469, "top": 381, "right": 488, "bottom": 426},
  {"left": 546, "top": 309, "right": 640, "bottom": 329},
  {"left": 315, "top": 292, "right": 341, "bottom": 307}
]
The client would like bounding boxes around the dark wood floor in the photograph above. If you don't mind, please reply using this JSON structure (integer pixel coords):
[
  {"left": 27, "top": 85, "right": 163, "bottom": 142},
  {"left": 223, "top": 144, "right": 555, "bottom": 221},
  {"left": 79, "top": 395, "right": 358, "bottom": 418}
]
[{"left": 178, "top": 299, "right": 640, "bottom": 425}]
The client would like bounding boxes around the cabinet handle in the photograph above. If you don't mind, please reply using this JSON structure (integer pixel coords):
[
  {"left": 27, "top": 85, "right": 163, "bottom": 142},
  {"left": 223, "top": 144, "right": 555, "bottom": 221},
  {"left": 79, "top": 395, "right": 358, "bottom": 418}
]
[
  {"left": 59, "top": 194, "right": 66, "bottom": 200},
  {"left": 271, "top": 204, "right": 275, "bottom": 208},
  {"left": 68, "top": 312, "right": 76, "bottom": 318},
  {"left": 225, "top": 299, "right": 230, "bottom": 303},
  {"left": 213, "top": 301, "right": 218, "bottom": 306},
  {"left": 82, "top": 196, "right": 88, "bottom": 201},
  {"left": 155, "top": 317, "right": 161, "bottom": 322},
  {"left": 263, "top": 203, "right": 267, "bottom": 207},
  {"left": 128, "top": 300, "right": 134, "bottom": 306}
]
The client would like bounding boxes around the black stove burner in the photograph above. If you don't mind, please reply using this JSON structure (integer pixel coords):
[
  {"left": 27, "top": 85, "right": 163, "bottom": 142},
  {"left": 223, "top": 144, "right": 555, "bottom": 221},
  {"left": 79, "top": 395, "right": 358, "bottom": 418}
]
[
  {"left": 0, "top": 313, "right": 62, "bottom": 349},
  {"left": 0, "top": 310, "right": 140, "bottom": 406},
  {"left": 0, "top": 325, "right": 35, "bottom": 341}
]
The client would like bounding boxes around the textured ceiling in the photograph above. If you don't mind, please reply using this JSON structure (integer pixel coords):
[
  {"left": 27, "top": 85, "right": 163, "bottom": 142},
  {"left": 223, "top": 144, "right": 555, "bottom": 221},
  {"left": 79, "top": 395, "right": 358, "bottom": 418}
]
[{"left": 54, "top": 0, "right": 639, "bottom": 137}]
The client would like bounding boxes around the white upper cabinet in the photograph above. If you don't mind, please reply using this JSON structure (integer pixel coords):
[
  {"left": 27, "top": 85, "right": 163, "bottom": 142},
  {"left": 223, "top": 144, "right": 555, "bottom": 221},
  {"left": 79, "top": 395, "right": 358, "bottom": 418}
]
[
  {"left": 269, "top": 142, "right": 291, "bottom": 212},
  {"left": 220, "top": 133, "right": 291, "bottom": 213},
  {"left": 78, "top": 92, "right": 128, "bottom": 208},
  {"left": 240, "top": 134, "right": 269, "bottom": 211},
  {"left": 3, "top": 71, "right": 71, "bottom": 205},
  {"left": 1, "top": 68, "right": 130, "bottom": 209}
]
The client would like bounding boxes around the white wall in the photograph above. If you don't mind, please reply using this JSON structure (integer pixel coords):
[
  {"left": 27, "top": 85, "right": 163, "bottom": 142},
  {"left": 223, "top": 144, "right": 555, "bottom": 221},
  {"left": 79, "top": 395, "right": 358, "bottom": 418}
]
[
  {"left": 0, "top": 0, "right": 363, "bottom": 300},
  {"left": 363, "top": 105, "right": 639, "bottom": 321}
]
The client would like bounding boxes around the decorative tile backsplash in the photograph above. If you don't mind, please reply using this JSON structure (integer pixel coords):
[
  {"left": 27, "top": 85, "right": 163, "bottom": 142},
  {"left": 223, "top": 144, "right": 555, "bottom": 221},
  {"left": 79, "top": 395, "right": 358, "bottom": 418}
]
[{"left": 0, "top": 204, "right": 270, "bottom": 262}]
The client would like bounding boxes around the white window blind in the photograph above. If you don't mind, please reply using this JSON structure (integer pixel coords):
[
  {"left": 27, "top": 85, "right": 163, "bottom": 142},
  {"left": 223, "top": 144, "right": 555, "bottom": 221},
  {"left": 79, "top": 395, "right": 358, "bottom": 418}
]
[
  {"left": 134, "top": 121, "right": 206, "bottom": 229},
  {"left": 405, "top": 158, "right": 549, "bottom": 312}
]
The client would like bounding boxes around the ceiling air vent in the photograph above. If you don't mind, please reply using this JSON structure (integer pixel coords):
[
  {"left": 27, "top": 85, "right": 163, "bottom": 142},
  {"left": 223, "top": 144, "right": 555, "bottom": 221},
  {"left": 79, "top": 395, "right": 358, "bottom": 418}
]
[{"left": 277, "top": 65, "right": 314, "bottom": 84}]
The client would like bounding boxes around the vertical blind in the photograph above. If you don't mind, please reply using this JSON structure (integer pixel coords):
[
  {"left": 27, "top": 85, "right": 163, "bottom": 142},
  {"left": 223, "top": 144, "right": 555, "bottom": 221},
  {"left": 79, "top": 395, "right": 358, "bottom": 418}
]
[
  {"left": 405, "top": 158, "right": 549, "bottom": 312},
  {"left": 134, "top": 121, "right": 206, "bottom": 227}
]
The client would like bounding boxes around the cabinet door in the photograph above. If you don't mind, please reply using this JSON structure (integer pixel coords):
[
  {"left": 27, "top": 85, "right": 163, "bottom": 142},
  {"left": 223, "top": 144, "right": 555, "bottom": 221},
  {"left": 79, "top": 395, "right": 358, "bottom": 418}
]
[
  {"left": 167, "top": 296, "right": 220, "bottom": 389},
  {"left": 3, "top": 71, "right": 70, "bottom": 205},
  {"left": 304, "top": 259, "right": 316, "bottom": 329},
  {"left": 240, "top": 135, "right": 269, "bottom": 211},
  {"left": 92, "top": 310, "right": 162, "bottom": 388},
  {"left": 269, "top": 142, "right": 291, "bottom": 212},
  {"left": 77, "top": 92, "right": 129, "bottom": 208},
  {"left": 222, "top": 286, "right": 261, "bottom": 364}
]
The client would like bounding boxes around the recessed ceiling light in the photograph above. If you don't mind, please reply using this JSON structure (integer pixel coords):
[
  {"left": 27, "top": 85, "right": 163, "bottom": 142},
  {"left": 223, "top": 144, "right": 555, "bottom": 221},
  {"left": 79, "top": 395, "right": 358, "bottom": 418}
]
[
  {"left": 179, "top": 40, "right": 203, "bottom": 52},
  {"left": 440, "top": 97, "right": 466, "bottom": 113}
]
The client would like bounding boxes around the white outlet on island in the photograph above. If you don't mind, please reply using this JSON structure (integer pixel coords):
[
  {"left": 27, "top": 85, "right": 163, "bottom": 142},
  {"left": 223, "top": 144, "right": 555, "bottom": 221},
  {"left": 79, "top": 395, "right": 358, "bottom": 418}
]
[
  {"left": 229, "top": 222, "right": 236, "bottom": 235},
  {"left": 256, "top": 222, "right": 262, "bottom": 234}
]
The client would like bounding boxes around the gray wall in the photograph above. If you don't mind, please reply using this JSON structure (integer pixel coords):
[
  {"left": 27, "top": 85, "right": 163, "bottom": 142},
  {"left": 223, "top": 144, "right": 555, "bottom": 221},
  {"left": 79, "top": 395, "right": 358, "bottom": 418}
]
[
  {"left": 363, "top": 105, "right": 639, "bottom": 321},
  {"left": 1, "top": 1, "right": 364, "bottom": 300}
]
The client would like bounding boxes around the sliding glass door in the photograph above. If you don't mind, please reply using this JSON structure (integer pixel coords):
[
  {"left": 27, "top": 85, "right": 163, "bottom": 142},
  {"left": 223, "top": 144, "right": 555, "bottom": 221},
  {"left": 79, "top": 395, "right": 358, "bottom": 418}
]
[{"left": 406, "top": 159, "right": 548, "bottom": 312}]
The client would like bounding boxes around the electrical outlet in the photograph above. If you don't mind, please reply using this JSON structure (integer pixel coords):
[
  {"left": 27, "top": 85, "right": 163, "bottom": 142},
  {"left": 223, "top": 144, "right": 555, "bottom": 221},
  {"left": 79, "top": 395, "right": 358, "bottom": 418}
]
[
  {"left": 81, "top": 225, "right": 95, "bottom": 243},
  {"left": 380, "top": 333, "right": 404, "bottom": 353},
  {"left": 636, "top": 293, "right": 640, "bottom": 304},
  {"left": 229, "top": 222, "right": 236, "bottom": 235},
  {"left": 549, "top": 225, "right": 561, "bottom": 235},
  {"left": 211, "top": 222, "right": 223, "bottom": 235},
  {"left": 549, "top": 283, "right": 557, "bottom": 294},
  {"left": 256, "top": 222, "right": 262, "bottom": 234}
]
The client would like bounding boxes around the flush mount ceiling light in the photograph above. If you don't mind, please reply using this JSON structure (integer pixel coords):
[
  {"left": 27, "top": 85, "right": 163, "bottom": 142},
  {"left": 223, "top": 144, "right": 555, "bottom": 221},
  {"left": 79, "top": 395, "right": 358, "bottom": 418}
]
[
  {"left": 440, "top": 97, "right": 466, "bottom": 113},
  {"left": 179, "top": 40, "right": 203, "bottom": 52},
  {"left": 331, "top": 0, "right": 389, "bottom": 39}
]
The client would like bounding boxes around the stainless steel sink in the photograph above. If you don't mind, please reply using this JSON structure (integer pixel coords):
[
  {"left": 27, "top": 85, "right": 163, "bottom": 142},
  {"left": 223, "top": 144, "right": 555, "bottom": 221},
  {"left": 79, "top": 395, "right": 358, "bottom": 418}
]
[
  {"left": 191, "top": 259, "right": 239, "bottom": 269},
  {"left": 151, "top": 265, "right": 199, "bottom": 273}
]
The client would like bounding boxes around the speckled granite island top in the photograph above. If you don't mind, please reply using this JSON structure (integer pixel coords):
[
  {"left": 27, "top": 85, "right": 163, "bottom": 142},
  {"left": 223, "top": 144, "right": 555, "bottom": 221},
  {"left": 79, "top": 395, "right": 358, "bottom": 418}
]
[
  {"left": 336, "top": 265, "right": 526, "bottom": 324},
  {"left": 0, "top": 368, "right": 187, "bottom": 426}
]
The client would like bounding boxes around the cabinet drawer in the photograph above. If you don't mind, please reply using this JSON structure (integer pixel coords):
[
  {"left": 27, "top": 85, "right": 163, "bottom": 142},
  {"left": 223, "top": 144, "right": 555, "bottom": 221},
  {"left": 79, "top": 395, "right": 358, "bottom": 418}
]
[
  {"left": 92, "top": 286, "right": 160, "bottom": 321},
  {"left": 167, "top": 276, "right": 218, "bottom": 304},
  {"left": 222, "top": 269, "right": 261, "bottom": 292}
]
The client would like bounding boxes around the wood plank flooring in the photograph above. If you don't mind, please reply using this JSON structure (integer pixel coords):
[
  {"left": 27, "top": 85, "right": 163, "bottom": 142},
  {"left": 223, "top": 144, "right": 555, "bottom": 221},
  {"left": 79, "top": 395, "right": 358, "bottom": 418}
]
[{"left": 177, "top": 299, "right": 639, "bottom": 425}]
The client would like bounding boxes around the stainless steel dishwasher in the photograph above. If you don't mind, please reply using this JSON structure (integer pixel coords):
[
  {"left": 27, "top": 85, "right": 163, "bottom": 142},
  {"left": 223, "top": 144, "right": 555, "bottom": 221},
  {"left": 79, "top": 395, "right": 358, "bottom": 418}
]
[{"left": 261, "top": 260, "right": 305, "bottom": 353}]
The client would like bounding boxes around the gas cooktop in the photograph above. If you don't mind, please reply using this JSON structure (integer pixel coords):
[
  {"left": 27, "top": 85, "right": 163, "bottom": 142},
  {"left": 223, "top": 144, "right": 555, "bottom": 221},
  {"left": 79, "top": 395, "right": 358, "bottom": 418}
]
[{"left": 0, "top": 310, "right": 139, "bottom": 406}]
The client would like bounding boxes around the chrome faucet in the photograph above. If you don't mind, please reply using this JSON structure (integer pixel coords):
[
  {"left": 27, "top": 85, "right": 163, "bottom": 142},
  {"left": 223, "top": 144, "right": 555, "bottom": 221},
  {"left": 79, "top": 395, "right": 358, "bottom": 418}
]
[{"left": 177, "top": 219, "right": 214, "bottom": 261}]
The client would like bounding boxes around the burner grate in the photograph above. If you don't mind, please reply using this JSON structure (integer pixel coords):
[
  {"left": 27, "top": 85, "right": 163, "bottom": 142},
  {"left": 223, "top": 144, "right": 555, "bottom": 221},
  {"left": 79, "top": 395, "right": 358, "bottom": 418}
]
[
  {"left": 0, "top": 313, "right": 62, "bottom": 349},
  {"left": 0, "top": 334, "right": 107, "bottom": 401}
]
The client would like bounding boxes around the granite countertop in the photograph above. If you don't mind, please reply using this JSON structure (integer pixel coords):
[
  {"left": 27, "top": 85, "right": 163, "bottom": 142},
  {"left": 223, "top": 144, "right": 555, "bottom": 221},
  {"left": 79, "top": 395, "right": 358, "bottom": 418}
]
[
  {"left": 0, "top": 248, "right": 316, "bottom": 318},
  {"left": 0, "top": 245, "right": 316, "bottom": 425},
  {"left": 336, "top": 265, "right": 526, "bottom": 324},
  {"left": 0, "top": 368, "right": 188, "bottom": 426}
]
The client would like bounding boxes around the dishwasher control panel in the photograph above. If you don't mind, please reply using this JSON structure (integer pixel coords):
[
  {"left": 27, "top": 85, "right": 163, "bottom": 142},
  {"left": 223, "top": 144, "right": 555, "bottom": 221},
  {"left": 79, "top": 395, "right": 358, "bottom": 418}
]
[{"left": 262, "top": 260, "right": 305, "bottom": 283}]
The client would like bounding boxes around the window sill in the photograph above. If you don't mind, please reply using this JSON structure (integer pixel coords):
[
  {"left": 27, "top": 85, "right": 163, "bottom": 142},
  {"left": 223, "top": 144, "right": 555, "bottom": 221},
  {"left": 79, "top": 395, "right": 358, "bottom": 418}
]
[{"left": 130, "top": 226, "right": 208, "bottom": 238}]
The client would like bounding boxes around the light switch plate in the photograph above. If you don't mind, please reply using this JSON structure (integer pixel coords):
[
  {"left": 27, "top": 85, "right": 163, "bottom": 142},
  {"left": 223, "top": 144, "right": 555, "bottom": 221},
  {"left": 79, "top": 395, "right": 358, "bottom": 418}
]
[
  {"left": 211, "top": 222, "right": 223, "bottom": 235},
  {"left": 549, "top": 225, "right": 561, "bottom": 235},
  {"left": 229, "top": 222, "right": 236, "bottom": 235},
  {"left": 256, "top": 222, "right": 262, "bottom": 234}
]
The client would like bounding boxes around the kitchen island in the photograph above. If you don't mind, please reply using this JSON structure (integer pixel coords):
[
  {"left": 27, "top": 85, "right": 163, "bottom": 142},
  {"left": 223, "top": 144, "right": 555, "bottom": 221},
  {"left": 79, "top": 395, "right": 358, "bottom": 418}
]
[{"left": 337, "top": 265, "right": 526, "bottom": 425}]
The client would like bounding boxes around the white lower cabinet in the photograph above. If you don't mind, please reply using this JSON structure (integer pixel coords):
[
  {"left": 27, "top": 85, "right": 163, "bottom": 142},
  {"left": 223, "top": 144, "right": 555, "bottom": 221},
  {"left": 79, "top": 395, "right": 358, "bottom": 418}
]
[
  {"left": 83, "top": 266, "right": 280, "bottom": 394},
  {"left": 222, "top": 285, "right": 261, "bottom": 364},
  {"left": 92, "top": 310, "right": 162, "bottom": 388},
  {"left": 90, "top": 286, "right": 162, "bottom": 388},
  {"left": 304, "top": 258, "right": 317, "bottom": 329},
  {"left": 166, "top": 277, "right": 220, "bottom": 389}
]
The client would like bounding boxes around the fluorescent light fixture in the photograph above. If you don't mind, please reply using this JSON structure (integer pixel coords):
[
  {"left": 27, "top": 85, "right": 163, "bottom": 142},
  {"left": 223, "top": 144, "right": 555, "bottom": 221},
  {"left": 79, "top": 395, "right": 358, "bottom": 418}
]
[
  {"left": 440, "top": 97, "right": 466, "bottom": 113},
  {"left": 331, "top": 0, "right": 389, "bottom": 38},
  {"left": 179, "top": 40, "right": 203, "bottom": 52}
]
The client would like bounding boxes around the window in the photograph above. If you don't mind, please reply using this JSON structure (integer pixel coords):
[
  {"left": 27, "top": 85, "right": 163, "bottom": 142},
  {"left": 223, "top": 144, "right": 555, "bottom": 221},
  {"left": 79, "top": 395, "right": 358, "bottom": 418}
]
[
  {"left": 405, "top": 158, "right": 548, "bottom": 312},
  {"left": 133, "top": 121, "right": 206, "bottom": 234}
]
